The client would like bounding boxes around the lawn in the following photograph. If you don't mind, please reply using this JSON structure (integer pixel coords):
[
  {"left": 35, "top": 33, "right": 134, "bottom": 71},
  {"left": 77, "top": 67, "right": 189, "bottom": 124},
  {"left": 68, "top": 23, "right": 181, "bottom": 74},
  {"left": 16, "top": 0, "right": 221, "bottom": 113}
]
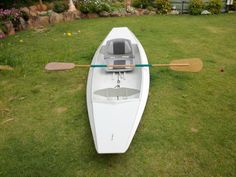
[{"left": 0, "top": 14, "right": 236, "bottom": 177}]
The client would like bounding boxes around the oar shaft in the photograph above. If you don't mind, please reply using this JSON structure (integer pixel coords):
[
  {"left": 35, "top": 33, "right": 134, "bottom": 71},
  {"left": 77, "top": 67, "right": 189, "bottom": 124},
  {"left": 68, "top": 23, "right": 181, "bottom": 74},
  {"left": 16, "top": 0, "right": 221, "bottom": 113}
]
[{"left": 74, "top": 64, "right": 190, "bottom": 68}]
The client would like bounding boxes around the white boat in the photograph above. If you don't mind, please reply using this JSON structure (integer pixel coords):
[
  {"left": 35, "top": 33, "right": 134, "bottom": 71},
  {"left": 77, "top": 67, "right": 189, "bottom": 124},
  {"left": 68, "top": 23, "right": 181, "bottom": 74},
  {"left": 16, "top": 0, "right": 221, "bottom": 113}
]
[{"left": 86, "top": 27, "right": 150, "bottom": 153}]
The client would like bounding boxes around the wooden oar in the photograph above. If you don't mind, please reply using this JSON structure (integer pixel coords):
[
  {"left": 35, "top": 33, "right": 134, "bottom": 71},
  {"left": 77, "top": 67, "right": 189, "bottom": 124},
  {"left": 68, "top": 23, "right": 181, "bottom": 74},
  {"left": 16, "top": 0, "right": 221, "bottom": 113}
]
[
  {"left": 45, "top": 58, "right": 203, "bottom": 72},
  {"left": 0, "top": 65, "right": 14, "bottom": 71}
]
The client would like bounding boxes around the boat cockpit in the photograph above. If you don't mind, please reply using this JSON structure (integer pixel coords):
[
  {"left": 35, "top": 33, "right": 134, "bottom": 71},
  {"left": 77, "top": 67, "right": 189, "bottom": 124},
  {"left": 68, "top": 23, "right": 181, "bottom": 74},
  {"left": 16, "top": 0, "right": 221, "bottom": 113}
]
[{"left": 100, "top": 38, "right": 135, "bottom": 72}]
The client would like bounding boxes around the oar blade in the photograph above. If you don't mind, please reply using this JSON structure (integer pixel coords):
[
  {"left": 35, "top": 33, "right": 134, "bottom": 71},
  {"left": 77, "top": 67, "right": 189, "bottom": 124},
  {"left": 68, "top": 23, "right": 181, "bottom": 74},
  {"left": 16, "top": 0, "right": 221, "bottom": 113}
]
[
  {"left": 45, "top": 62, "right": 75, "bottom": 71},
  {"left": 170, "top": 58, "right": 203, "bottom": 72},
  {"left": 0, "top": 65, "right": 14, "bottom": 71}
]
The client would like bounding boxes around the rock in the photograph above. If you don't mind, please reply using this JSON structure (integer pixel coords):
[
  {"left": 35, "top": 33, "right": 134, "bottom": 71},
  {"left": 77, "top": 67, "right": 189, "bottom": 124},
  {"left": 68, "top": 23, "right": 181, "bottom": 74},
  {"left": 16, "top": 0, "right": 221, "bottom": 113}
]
[
  {"left": 80, "top": 13, "right": 87, "bottom": 19},
  {"left": 149, "top": 11, "right": 156, "bottom": 15},
  {"left": 38, "top": 16, "right": 49, "bottom": 26},
  {"left": 134, "top": 10, "right": 140, "bottom": 16},
  {"left": 169, "top": 10, "right": 179, "bottom": 15},
  {"left": 49, "top": 12, "right": 64, "bottom": 24},
  {"left": 172, "top": 6, "right": 177, "bottom": 10},
  {"left": 3, "top": 21, "right": 15, "bottom": 35},
  {"left": 143, "top": 9, "right": 150, "bottom": 15},
  {"left": 126, "top": 6, "right": 136, "bottom": 14},
  {"left": 125, "top": 12, "right": 132, "bottom": 16},
  {"left": 38, "top": 11, "right": 49, "bottom": 16},
  {"left": 29, "top": 5, "right": 38, "bottom": 16},
  {"left": 36, "top": 4, "right": 48, "bottom": 11},
  {"left": 99, "top": 11, "right": 110, "bottom": 17},
  {"left": 20, "top": 7, "right": 30, "bottom": 16},
  {"left": 17, "top": 17, "right": 27, "bottom": 31},
  {"left": 110, "top": 11, "right": 122, "bottom": 17},
  {"left": 28, "top": 16, "right": 49, "bottom": 28},
  {"left": 46, "top": 2, "right": 54, "bottom": 10},
  {"left": 87, "top": 13, "right": 99, "bottom": 18},
  {"left": 135, "top": 8, "right": 145, "bottom": 16},
  {"left": 29, "top": 5, "right": 38, "bottom": 12},
  {"left": 0, "top": 29, "right": 6, "bottom": 39},
  {"left": 63, "top": 10, "right": 81, "bottom": 21},
  {"left": 201, "top": 10, "right": 211, "bottom": 15}
]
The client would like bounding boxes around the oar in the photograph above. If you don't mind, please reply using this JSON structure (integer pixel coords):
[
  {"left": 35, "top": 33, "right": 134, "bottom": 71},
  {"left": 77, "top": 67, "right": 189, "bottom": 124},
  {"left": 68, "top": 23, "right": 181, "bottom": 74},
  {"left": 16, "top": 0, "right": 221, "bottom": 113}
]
[
  {"left": 0, "top": 65, "right": 14, "bottom": 71},
  {"left": 45, "top": 58, "right": 203, "bottom": 72}
]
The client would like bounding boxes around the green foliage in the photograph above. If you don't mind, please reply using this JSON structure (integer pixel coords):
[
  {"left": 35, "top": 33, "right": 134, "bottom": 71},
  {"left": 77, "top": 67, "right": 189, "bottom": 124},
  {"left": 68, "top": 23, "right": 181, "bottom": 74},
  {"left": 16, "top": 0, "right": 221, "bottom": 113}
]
[
  {"left": 132, "top": 0, "right": 154, "bottom": 9},
  {"left": 154, "top": 0, "right": 171, "bottom": 14},
  {"left": 206, "top": 0, "right": 223, "bottom": 14},
  {"left": 189, "top": 0, "right": 204, "bottom": 15},
  {"left": 53, "top": 1, "right": 69, "bottom": 13},
  {"left": 79, "top": 0, "right": 112, "bottom": 13}
]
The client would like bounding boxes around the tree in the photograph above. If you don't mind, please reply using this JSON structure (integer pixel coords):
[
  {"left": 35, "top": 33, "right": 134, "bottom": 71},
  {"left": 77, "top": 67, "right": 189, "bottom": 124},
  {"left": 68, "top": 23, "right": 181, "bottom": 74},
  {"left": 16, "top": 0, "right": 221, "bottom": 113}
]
[
  {"left": 68, "top": 0, "right": 77, "bottom": 11},
  {"left": 39, "top": 0, "right": 43, "bottom": 11}
]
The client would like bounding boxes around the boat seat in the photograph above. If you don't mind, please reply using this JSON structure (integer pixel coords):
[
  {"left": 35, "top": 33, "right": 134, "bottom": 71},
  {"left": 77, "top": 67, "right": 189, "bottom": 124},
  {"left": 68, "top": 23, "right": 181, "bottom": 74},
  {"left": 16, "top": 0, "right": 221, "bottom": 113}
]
[
  {"left": 103, "top": 39, "right": 135, "bottom": 72},
  {"left": 94, "top": 87, "right": 140, "bottom": 98}
]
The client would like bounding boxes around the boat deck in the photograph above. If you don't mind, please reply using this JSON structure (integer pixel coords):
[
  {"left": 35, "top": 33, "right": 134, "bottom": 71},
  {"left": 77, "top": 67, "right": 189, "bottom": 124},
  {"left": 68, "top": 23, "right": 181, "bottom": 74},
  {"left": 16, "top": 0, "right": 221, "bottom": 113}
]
[{"left": 91, "top": 45, "right": 142, "bottom": 102}]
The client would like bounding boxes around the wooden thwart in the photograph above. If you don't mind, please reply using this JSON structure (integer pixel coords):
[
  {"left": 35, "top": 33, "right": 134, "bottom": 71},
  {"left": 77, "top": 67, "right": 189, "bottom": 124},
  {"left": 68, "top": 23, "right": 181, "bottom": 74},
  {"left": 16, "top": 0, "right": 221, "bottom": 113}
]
[{"left": 45, "top": 58, "right": 203, "bottom": 72}]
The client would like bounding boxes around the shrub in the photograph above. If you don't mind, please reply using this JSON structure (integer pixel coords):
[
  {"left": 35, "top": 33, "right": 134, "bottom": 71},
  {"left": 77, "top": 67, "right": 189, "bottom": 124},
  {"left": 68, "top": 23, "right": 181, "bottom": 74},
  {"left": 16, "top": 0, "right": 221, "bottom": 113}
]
[
  {"left": 206, "top": 0, "right": 222, "bottom": 14},
  {"left": 79, "top": 0, "right": 111, "bottom": 13},
  {"left": 53, "top": 1, "right": 68, "bottom": 13},
  {"left": 154, "top": 0, "right": 171, "bottom": 14},
  {"left": 132, "top": 0, "right": 154, "bottom": 9},
  {"left": 189, "top": 0, "right": 204, "bottom": 15}
]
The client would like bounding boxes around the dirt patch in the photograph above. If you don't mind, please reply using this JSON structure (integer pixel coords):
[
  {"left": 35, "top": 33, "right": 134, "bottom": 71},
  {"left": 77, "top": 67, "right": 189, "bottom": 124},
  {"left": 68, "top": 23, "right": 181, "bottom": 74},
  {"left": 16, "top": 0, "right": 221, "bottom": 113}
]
[
  {"left": 68, "top": 84, "right": 84, "bottom": 94},
  {"left": 55, "top": 107, "right": 68, "bottom": 114},
  {"left": 172, "top": 38, "right": 184, "bottom": 44},
  {"left": 1, "top": 118, "right": 14, "bottom": 125},
  {"left": 191, "top": 127, "right": 198, "bottom": 133},
  {"left": 205, "top": 26, "right": 225, "bottom": 34}
]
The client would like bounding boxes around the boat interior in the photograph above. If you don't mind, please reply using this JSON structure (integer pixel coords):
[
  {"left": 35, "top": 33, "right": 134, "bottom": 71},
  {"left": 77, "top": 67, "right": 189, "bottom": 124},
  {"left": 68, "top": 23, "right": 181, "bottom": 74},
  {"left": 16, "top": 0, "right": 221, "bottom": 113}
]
[{"left": 92, "top": 38, "right": 142, "bottom": 102}]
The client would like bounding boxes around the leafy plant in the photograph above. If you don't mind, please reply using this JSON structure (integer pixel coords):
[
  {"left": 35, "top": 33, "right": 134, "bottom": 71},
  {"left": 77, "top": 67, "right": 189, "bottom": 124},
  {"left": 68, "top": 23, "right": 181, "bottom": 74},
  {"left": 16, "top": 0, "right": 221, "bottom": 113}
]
[
  {"left": 53, "top": 1, "right": 69, "bottom": 13},
  {"left": 189, "top": 0, "right": 204, "bottom": 15},
  {"left": 154, "top": 0, "right": 171, "bottom": 14},
  {"left": 206, "top": 0, "right": 222, "bottom": 14}
]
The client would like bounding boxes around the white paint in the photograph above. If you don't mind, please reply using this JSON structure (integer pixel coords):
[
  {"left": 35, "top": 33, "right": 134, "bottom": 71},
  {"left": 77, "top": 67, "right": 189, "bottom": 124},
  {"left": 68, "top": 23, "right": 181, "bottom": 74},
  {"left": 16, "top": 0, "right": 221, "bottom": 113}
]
[{"left": 86, "top": 27, "right": 150, "bottom": 153}]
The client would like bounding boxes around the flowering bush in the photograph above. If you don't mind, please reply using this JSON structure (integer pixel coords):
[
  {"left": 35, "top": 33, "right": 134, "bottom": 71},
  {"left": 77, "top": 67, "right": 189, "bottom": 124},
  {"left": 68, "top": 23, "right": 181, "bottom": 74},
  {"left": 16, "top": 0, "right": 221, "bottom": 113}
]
[
  {"left": 79, "top": 0, "right": 112, "bottom": 13},
  {"left": 0, "top": 8, "right": 22, "bottom": 22}
]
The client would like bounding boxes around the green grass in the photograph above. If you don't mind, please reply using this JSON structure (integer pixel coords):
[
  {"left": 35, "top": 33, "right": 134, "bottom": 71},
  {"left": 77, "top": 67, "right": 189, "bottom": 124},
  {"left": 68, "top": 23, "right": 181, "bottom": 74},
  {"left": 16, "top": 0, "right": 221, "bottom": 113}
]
[{"left": 0, "top": 14, "right": 236, "bottom": 177}]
